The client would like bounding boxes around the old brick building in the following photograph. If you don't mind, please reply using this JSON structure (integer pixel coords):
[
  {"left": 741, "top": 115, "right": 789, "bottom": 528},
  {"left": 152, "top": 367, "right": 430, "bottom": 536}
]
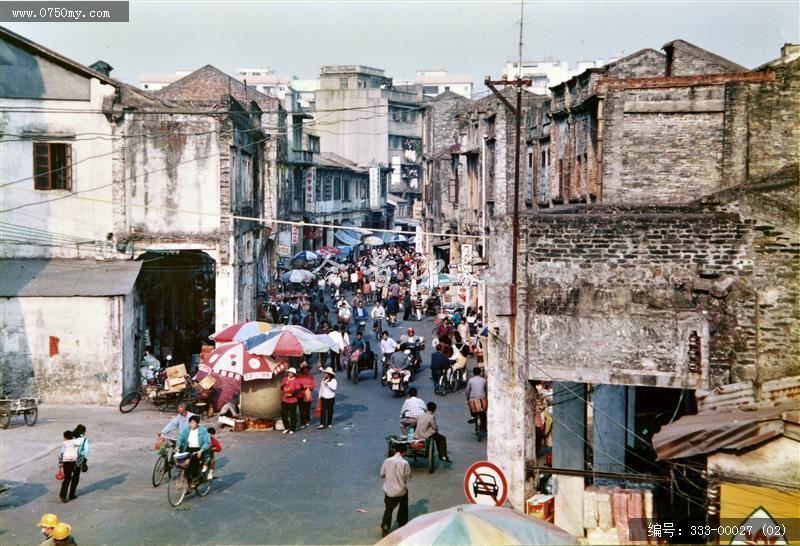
[{"left": 483, "top": 40, "right": 799, "bottom": 539}]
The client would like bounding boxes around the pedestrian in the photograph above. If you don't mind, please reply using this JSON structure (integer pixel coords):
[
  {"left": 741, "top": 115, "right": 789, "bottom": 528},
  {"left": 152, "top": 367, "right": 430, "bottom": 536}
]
[
  {"left": 414, "top": 293, "right": 423, "bottom": 321},
  {"left": 317, "top": 366, "right": 337, "bottom": 428},
  {"left": 37, "top": 513, "right": 59, "bottom": 545},
  {"left": 316, "top": 321, "right": 330, "bottom": 368},
  {"left": 57, "top": 431, "right": 80, "bottom": 503},
  {"left": 402, "top": 291, "right": 412, "bottom": 321},
  {"left": 51, "top": 522, "right": 76, "bottom": 545},
  {"left": 380, "top": 443, "right": 411, "bottom": 537},
  {"left": 414, "top": 402, "right": 452, "bottom": 463},
  {"left": 328, "top": 325, "right": 345, "bottom": 371},
  {"left": 280, "top": 368, "right": 301, "bottom": 434},
  {"left": 465, "top": 367, "right": 488, "bottom": 439},
  {"left": 297, "top": 362, "right": 315, "bottom": 430},
  {"left": 66, "top": 424, "right": 90, "bottom": 501}
]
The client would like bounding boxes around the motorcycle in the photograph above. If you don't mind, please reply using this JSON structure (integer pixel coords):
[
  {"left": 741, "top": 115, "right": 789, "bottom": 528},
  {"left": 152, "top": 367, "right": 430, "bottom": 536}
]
[
  {"left": 389, "top": 369, "right": 407, "bottom": 398},
  {"left": 400, "top": 339, "right": 424, "bottom": 376}
]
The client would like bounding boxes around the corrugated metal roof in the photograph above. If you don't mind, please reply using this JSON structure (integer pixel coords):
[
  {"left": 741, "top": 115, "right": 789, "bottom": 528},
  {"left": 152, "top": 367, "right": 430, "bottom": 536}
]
[
  {"left": 0, "top": 259, "right": 142, "bottom": 297},
  {"left": 652, "top": 401, "right": 800, "bottom": 461}
]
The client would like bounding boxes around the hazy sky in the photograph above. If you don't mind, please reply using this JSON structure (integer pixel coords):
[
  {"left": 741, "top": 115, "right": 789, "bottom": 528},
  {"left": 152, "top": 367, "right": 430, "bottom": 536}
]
[{"left": 6, "top": 1, "right": 799, "bottom": 91}]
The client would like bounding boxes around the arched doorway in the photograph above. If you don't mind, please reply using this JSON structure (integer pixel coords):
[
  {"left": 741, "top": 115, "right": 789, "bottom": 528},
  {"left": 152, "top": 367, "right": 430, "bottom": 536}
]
[{"left": 135, "top": 250, "right": 215, "bottom": 371}]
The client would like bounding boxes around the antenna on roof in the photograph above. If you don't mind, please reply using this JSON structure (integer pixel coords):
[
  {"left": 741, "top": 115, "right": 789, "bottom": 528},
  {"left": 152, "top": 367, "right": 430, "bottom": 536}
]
[{"left": 518, "top": 0, "right": 524, "bottom": 79}]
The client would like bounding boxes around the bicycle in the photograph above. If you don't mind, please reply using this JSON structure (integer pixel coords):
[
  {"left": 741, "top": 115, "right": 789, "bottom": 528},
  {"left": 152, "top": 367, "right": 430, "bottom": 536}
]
[
  {"left": 167, "top": 452, "right": 212, "bottom": 507},
  {"left": 152, "top": 436, "right": 176, "bottom": 487}
]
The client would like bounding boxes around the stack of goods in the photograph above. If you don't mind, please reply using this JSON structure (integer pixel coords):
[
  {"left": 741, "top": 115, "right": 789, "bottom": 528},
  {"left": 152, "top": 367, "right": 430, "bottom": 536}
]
[
  {"left": 243, "top": 416, "right": 274, "bottom": 431},
  {"left": 583, "top": 486, "right": 655, "bottom": 545},
  {"left": 163, "top": 364, "right": 188, "bottom": 393}
]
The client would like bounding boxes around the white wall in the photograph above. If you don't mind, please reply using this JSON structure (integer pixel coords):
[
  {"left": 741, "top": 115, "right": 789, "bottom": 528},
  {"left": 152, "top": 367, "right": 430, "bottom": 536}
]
[
  {"left": 0, "top": 295, "right": 130, "bottom": 404},
  {"left": 0, "top": 79, "right": 118, "bottom": 259},
  {"left": 123, "top": 114, "right": 221, "bottom": 236}
]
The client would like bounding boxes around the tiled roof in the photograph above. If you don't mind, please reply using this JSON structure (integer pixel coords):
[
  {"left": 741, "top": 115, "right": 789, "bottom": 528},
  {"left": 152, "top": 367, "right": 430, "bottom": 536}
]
[
  {"left": 0, "top": 259, "right": 142, "bottom": 297},
  {"left": 155, "top": 65, "right": 278, "bottom": 110},
  {"left": 314, "top": 152, "right": 367, "bottom": 173}
]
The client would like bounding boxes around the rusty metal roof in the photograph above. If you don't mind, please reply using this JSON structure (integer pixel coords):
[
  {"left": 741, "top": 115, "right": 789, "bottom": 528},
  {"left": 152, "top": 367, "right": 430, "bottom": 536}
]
[
  {"left": 652, "top": 401, "right": 800, "bottom": 460},
  {"left": 0, "top": 259, "right": 142, "bottom": 297}
]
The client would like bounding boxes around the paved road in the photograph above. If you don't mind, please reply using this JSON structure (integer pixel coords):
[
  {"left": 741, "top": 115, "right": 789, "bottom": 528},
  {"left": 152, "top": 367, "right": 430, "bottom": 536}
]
[{"left": 0, "top": 314, "right": 486, "bottom": 545}]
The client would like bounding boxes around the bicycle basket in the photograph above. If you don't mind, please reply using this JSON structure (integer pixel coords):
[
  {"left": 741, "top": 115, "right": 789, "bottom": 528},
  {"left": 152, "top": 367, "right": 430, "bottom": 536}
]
[{"left": 174, "top": 452, "right": 191, "bottom": 465}]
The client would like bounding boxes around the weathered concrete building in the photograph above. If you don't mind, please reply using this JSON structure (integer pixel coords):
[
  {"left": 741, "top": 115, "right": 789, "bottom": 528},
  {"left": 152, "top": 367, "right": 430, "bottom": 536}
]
[
  {"left": 0, "top": 29, "right": 287, "bottom": 403},
  {"left": 314, "top": 65, "right": 422, "bottom": 213},
  {"left": 483, "top": 40, "right": 799, "bottom": 540}
]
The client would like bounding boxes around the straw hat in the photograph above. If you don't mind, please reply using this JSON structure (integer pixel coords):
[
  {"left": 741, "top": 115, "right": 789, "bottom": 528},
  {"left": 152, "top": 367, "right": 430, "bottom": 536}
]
[{"left": 322, "top": 367, "right": 335, "bottom": 376}]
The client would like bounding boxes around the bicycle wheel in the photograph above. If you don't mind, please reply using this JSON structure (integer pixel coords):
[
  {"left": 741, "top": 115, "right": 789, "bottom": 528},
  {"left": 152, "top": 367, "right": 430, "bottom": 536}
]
[
  {"left": 450, "top": 372, "right": 460, "bottom": 393},
  {"left": 195, "top": 475, "right": 212, "bottom": 497},
  {"left": 352, "top": 363, "right": 360, "bottom": 384},
  {"left": 119, "top": 392, "right": 141, "bottom": 413},
  {"left": 24, "top": 408, "right": 38, "bottom": 426},
  {"left": 167, "top": 467, "right": 187, "bottom": 506},
  {"left": 152, "top": 455, "right": 168, "bottom": 487}
]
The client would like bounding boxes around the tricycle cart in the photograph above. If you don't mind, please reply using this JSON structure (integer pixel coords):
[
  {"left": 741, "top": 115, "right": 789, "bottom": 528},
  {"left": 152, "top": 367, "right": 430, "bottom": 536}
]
[
  {"left": 349, "top": 349, "right": 378, "bottom": 383},
  {"left": 0, "top": 397, "right": 38, "bottom": 429},
  {"left": 385, "top": 435, "right": 437, "bottom": 473}
]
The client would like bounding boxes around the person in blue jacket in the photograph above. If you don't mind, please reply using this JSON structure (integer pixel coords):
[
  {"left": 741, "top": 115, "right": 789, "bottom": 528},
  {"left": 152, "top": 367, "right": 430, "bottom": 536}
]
[{"left": 177, "top": 415, "right": 210, "bottom": 483}]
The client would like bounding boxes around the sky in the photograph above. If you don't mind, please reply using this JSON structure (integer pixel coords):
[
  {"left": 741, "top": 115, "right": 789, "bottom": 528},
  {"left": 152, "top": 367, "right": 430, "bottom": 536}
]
[{"left": 5, "top": 0, "right": 799, "bottom": 92}]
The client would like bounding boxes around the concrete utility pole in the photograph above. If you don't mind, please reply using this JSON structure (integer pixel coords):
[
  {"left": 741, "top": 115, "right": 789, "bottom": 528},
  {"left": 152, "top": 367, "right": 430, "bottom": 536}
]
[{"left": 484, "top": 0, "right": 531, "bottom": 351}]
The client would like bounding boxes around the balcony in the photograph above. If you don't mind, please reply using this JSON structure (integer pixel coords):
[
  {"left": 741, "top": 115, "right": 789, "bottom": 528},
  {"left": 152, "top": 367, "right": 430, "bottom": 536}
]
[{"left": 289, "top": 149, "right": 313, "bottom": 165}]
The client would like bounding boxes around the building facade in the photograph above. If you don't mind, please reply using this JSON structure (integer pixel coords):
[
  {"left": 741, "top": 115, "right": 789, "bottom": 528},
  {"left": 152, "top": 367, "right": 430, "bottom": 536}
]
[
  {"left": 395, "top": 70, "right": 473, "bottom": 98},
  {"left": 0, "top": 29, "right": 287, "bottom": 403},
  {"left": 314, "top": 65, "right": 423, "bottom": 211},
  {"left": 483, "top": 40, "right": 799, "bottom": 543}
]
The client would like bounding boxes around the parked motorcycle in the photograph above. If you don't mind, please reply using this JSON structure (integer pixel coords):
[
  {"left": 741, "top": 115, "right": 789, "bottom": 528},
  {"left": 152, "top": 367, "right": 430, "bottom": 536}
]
[{"left": 424, "top": 296, "right": 441, "bottom": 316}]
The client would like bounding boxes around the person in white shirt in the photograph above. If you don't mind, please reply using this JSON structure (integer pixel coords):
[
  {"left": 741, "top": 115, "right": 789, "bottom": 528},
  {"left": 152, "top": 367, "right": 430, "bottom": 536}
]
[
  {"left": 371, "top": 302, "right": 386, "bottom": 340},
  {"left": 399, "top": 388, "right": 427, "bottom": 435},
  {"left": 380, "top": 331, "right": 398, "bottom": 359},
  {"left": 316, "top": 367, "right": 337, "bottom": 428},
  {"left": 327, "top": 325, "right": 349, "bottom": 371}
]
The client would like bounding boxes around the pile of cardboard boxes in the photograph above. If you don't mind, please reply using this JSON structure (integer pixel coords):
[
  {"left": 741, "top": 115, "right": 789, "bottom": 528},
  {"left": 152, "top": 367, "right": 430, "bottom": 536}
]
[{"left": 163, "top": 364, "right": 188, "bottom": 393}]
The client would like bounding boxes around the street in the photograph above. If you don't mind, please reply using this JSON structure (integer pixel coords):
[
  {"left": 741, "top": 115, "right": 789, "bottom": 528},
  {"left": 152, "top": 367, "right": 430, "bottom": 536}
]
[{"left": 0, "top": 315, "right": 486, "bottom": 545}]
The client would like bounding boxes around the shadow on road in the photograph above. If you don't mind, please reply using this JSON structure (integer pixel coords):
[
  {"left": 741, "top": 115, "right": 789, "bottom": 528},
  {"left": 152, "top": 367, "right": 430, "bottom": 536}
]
[
  {"left": 0, "top": 481, "right": 48, "bottom": 510},
  {"left": 409, "top": 497, "right": 429, "bottom": 519},
  {"left": 79, "top": 473, "right": 128, "bottom": 496},
  {"left": 212, "top": 471, "right": 246, "bottom": 494}
]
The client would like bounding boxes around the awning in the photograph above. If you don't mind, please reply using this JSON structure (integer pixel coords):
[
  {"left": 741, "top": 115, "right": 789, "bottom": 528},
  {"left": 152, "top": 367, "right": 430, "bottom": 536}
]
[
  {"left": 335, "top": 230, "right": 361, "bottom": 247},
  {"left": 0, "top": 259, "right": 142, "bottom": 297},
  {"left": 651, "top": 400, "right": 800, "bottom": 460}
]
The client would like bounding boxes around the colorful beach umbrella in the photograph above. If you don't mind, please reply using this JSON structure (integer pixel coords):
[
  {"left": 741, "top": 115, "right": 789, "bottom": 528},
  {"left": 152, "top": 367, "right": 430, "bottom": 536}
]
[
  {"left": 377, "top": 504, "right": 576, "bottom": 546},
  {"left": 316, "top": 246, "right": 341, "bottom": 257},
  {"left": 210, "top": 321, "right": 277, "bottom": 343},
  {"left": 246, "top": 328, "right": 338, "bottom": 357}
]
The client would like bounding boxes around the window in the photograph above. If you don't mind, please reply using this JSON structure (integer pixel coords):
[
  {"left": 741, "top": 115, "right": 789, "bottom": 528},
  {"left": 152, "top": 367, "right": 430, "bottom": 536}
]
[
  {"left": 143, "top": 84, "right": 149, "bottom": 89},
  {"left": 334, "top": 177, "right": 342, "bottom": 200},
  {"left": 541, "top": 151, "right": 546, "bottom": 168},
  {"left": 422, "top": 85, "right": 439, "bottom": 95},
  {"left": 34, "top": 142, "right": 72, "bottom": 190},
  {"left": 308, "top": 135, "right": 320, "bottom": 153},
  {"left": 343, "top": 179, "right": 351, "bottom": 201},
  {"left": 323, "top": 176, "right": 333, "bottom": 200},
  {"left": 339, "top": 77, "right": 348, "bottom": 89},
  {"left": 444, "top": 86, "right": 450, "bottom": 91}
]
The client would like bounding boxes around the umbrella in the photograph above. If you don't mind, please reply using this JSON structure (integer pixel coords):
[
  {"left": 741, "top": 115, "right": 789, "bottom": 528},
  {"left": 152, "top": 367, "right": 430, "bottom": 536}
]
[
  {"left": 199, "top": 342, "right": 285, "bottom": 381},
  {"left": 210, "top": 321, "right": 278, "bottom": 343},
  {"left": 363, "top": 235, "right": 384, "bottom": 246},
  {"left": 280, "top": 269, "right": 315, "bottom": 283},
  {"left": 389, "top": 234, "right": 408, "bottom": 243},
  {"left": 292, "top": 250, "right": 318, "bottom": 262},
  {"left": 246, "top": 328, "right": 338, "bottom": 357},
  {"left": 377, "top": 504, "right": 576, "bottom": 546},
  {"left": 419, "top": 273, "right": 453, "bottom": 287}
]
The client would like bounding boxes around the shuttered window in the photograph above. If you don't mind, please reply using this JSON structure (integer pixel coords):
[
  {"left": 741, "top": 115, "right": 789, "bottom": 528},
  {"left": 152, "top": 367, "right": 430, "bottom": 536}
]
[{"left": 33, "top": 142, "right": 72, "bottom": 190}]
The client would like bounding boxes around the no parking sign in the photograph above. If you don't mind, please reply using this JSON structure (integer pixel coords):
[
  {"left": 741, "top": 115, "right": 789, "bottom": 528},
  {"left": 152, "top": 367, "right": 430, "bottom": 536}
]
[{"left": 464, "top": 461, "right": 508, "bottom": 506}]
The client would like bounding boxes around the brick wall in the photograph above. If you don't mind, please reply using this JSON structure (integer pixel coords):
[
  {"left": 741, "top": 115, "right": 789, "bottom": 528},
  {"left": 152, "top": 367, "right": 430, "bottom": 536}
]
[{"left": 518, "top": 206, "right": 755, "bottom": 389}]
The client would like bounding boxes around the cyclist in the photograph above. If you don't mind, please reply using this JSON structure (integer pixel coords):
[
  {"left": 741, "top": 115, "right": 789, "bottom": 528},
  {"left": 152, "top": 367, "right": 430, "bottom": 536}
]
[
  {"left": 430, "top": 345, "right": 456, "bottom": 390},
  {"left": 159, "top": 403, "right": 195, "bottom": 440},
  {"left": 176, "top": 415, "right": 210, "bottom": 485}
]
